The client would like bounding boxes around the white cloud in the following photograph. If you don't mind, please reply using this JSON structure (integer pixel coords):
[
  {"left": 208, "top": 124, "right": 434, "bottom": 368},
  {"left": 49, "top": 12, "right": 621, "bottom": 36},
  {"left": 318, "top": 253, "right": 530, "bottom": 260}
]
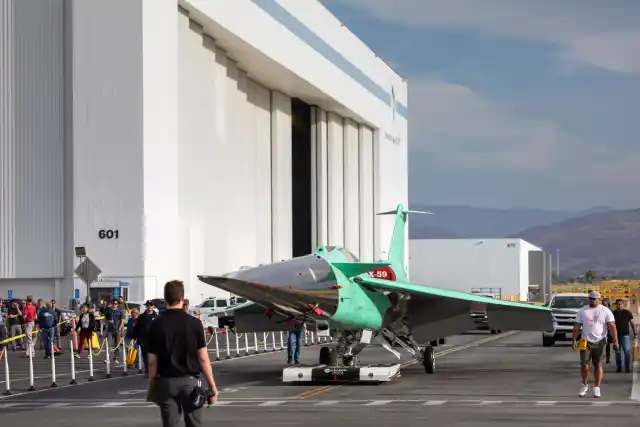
[
  {"left": 409, "top": 80, "right": 576, "bottom": 170},
  {"left": 325, "top": 0, "right": 640, "bottom": 74}
]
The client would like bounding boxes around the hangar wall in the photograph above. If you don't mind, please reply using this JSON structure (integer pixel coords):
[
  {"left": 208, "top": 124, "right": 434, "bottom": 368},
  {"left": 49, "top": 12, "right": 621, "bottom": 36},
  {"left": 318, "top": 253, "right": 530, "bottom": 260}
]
[
  {"left": 0, "top": 0, "right": 408, "bottom": 304},
  {"left": 183, "top": 0, "right": 409, "bottom": 262},
  {"left": 0, "top": 0, "right": 65, "bottom": 301}
]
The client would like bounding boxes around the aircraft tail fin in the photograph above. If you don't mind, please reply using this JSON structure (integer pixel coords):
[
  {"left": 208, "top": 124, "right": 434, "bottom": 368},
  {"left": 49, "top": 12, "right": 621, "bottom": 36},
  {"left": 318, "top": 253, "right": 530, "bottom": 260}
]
[{"left": 377, "top": 204, "right": 432, "bottom": 278}]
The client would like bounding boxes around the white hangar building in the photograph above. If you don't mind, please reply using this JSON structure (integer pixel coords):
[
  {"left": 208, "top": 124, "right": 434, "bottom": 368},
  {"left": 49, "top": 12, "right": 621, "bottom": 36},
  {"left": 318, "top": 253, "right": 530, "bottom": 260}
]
[
  {"left": 0, "top": 0, "right": 408, "bottom": 305},
  {"left": 409, "top": 238, "right": 550, "bottom": 302}
]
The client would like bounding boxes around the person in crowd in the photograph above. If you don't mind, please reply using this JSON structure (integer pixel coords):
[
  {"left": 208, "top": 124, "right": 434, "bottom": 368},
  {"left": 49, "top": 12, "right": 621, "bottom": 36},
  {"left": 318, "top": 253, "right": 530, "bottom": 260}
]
[
  {"left": 612, "top": 298, "right": 635, "bottom": 373},
  {"left": 286, "top": 317, "right": 305, "bottom": 365},
  {"left": 21, "top": 296, "right": 37, "bottom": 357},
  {"left": 572, "top": 291, "right": 618, "bottom": 398},
  {"left": 126, "top": 307, "right": 139, "bottom": 347},
  {"left": 147, "top": 280, "right": 218, "bottom": 426},
  {"left": 75, "top": 305, "right": 96, "bottom": 359},
  {"left": 35, "top": 298, "right": 45, "bottom": 349},
  {"left": 133, "top": 301, "right": 158, "bottom": 376},
  {"left": 104, "top": 299, "right": 125, "bottom": 365},
  {"left": 0, "top": 300, "right": 6, "bottom": 349},
  {"left": 7, "top": 300, "right": 23, "bottom": 351},
  {"left": 38, "top": 302, "right": 57, "bottom": 359},
  {"left": 51, "top": 300, "right": 63, "bottom": 351},
  {"left": 602, "top": 299, "right": 612, "bottom": 363}
]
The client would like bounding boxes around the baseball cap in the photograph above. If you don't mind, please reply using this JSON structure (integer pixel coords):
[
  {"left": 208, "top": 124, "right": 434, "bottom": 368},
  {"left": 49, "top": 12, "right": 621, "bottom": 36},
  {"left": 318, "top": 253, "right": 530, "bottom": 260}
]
[
  {"left": 145, "top": 300, "right": 154, "bottom": 306},
  {"left": 588, "top": 291, "right": 601, "bottom": 299}
]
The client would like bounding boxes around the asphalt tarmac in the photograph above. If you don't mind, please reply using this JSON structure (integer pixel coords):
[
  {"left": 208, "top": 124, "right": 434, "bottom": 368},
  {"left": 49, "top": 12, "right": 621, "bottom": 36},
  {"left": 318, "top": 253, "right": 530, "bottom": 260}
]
[{"left": 0, "top": 331, "right": 637, "bottom": 426}]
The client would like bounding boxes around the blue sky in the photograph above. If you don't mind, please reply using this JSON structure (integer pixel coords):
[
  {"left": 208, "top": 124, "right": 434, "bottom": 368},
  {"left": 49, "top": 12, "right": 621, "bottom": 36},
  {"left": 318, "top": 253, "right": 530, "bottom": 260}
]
[{"left": 322, "top": 0, "right": 640, "bottom": 210}]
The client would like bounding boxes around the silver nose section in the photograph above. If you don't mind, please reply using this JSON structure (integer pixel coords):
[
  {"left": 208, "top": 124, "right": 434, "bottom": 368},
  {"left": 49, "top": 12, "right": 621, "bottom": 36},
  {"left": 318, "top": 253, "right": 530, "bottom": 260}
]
[{"left": 198, "top": 254, "right": 340, "bottom": 316}]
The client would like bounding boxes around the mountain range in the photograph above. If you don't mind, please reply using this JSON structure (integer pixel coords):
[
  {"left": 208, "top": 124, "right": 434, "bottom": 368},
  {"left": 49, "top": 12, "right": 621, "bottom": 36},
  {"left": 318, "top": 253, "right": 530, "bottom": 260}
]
[{"left": 408, "top": 205, "right": 639, "bottom": 278}]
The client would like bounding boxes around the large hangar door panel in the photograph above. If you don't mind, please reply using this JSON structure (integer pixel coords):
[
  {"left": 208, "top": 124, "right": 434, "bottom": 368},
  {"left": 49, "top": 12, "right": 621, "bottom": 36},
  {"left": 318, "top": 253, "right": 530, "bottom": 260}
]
[
  {"left": 343, "top": 119, "right": 360, "bottom": 259},
  {"left": 327, "top": 112, "right": 345, "bottom": 247},
  {"left": 291, "top": 99, "right": 312, "bottom": 257},
  {"left": 358, "top": 125, "right": 375, "bottom": 262},
  {"left": 250, "top": 79, "right": 273, "bottom": 265}
]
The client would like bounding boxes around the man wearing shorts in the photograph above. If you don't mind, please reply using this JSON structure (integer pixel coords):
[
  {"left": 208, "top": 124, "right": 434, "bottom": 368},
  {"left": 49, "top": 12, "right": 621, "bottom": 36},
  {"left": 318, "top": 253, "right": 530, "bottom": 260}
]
[{"left": 572, "top": 291, "right": 618, "bottom": 398}]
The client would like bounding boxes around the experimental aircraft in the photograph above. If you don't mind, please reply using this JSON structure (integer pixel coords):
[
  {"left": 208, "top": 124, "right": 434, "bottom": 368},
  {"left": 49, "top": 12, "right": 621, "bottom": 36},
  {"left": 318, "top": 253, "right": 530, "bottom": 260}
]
[{"left": 198, "top": 205, "right": 553, "bottom": 374}]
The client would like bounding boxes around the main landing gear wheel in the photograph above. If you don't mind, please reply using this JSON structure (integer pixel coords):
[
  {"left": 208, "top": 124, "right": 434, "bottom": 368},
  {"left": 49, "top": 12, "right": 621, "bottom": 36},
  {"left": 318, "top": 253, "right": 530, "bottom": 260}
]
[
  {"left": 319, "top": 346, "right": 331, "bottom": 365},
  {"left": 423, "top": 346, "right": 435, "bottom": 374}
]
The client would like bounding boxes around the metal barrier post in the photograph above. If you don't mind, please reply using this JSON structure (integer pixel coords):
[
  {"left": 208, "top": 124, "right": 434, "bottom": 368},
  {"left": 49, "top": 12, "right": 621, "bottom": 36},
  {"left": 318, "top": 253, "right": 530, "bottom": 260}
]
[
  {"left": 28, "top": 344, "right": 35, "bottom": 391},
  {"left": 138, "top": 344, "right": 143, "bottom": 374},
  {"left": 71, "top": 318, "right": 78, "bottom": 351},
  {"left": 50, "top": 339, "right": 57, "bottom": 387},
  {"left": 224, "top": 326, "right": 231, "bottom": 359},
  {"left": 3, "top": 348, "right": 11, "bottom": 395},
  {"left": 105, "top": 337, "right": 111, "bottom": 378},
  {"left": 310, "top": 331, "right": 315, "bottom": 344},
  {"left": 88, "top": 339, "right": 94, "bottom": 381},
  {"left": 235, "top": 332, "right": 240, "bottom": 357},
  {"left": 69, "top": 339, "right": 77, "bottom": 385},
  {"left": 262, "top": 332, "right": 268, "bottom": 353},
  {"left": 253, "top": 332, "right": 259, "bottom": 353},
  {"left": 213, "top": 328, "right": 220, "bottom": 361},
  {"left": 122, "top": 339, "right": 128, "bottom": 376},
  {"left": 271, "top": 332, "right": 276, "bottom": 351},
  {"left": 243, "top": 333, "right": 249, "bottom": 356},
  {"left": 280, "top": 331, "right": 284, "bottom": 349}
]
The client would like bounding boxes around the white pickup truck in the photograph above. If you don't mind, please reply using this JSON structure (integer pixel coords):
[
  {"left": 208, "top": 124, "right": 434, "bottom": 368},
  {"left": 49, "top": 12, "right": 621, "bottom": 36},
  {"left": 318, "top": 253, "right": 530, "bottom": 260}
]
[
  {"left": 190, "top": 296, "right": 248, "bottom": 328},
  {"left": 542, "top": 293, "right": 589, "bottom": 347}
]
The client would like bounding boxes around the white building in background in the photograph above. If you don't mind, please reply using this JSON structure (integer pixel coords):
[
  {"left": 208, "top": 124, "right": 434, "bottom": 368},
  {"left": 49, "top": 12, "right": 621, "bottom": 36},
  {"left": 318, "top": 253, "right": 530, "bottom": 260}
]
[
  {"left": 0, "top": 0, "right": 408, "bottom": 306},
  {"left": 409, "top": 238, "right": 544, "bottom": 301}
]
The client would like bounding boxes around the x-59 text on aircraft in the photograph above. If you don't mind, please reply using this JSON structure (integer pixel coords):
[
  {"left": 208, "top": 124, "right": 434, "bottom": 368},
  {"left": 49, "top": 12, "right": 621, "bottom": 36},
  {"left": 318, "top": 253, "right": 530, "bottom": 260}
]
[{"left": 198, "top": 205, "right": 553, "bottom": 381}]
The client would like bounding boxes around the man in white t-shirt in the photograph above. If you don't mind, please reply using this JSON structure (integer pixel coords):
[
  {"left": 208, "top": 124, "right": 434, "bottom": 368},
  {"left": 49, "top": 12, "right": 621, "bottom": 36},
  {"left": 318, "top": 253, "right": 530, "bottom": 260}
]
[{"left": 572, "top": 291, "right": 618, "bottom": 398}]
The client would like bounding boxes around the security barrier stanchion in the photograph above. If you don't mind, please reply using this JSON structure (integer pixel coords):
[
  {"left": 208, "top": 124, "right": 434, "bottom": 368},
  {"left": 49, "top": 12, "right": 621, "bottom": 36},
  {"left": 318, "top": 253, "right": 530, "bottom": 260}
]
[
  {"left": 224, "top": 326, "right": 231, "bottom": 359},
  {"left": 214, "top": 328, "right": 220, "bottom": 361},
  {"left": 304, "top": 328, "right": 309, "bottom": 346},
  {"left": 122, "top": 339, "right": 128, "bottom": 376},
  {"left": 310, "top": 331, "right": 315, "bottom": 344},
  {"left": 262, "top": 332, "right": 267, "bottom": 353},
  {"left": 105, "top": 338, "right": 111, "bottom": 379},
  {"left": 50, "top": 339, "right": 58, "bottom": 387},
  {"left": 3, "top": 348, "right": 11, "bottom": 395},
  {"left": 88, "top": 340, "right": 95, "bottom": 381},
  {"left": 28, "top": 344, "right": 35, "bottom": 391},
  {"left": 253, "top": 333, "right": 259, "bottom": 354},
  {"left": 271, "top": 332, "right": 276, "bottom": 351},
  {"left": 71, "top": 318, "right": 78, "bottom": 351},
  {"left": 69, "top": 340, "right": 77, "bottom": 385},
  {"left": 244, "top": 333, "right": 249, "bottom": 356},
  {"left": 280, "top": 331, "right": 284, "bottom": 349},
  {"left": 235, "top": 332, "right": 240, "bottom": 357},
  {"left": 138, "top": 346, "right": 143, "bottom": 374}
]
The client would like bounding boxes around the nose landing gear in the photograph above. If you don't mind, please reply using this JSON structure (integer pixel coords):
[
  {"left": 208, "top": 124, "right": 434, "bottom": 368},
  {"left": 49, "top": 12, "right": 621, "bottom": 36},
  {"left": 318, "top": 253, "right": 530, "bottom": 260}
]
[{"left": 422, "top": 346, "right": 435, "bottom": 374}]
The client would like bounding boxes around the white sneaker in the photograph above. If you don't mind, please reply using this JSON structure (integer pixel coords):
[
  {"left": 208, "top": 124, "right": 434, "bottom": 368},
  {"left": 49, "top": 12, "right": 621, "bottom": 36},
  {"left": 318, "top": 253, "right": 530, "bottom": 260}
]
[
  {"left": 593, "top": 387, "right": 601, "bottom": 398},
  {"left": 578, "top": 384, "right": 589, "bottom": 397}
]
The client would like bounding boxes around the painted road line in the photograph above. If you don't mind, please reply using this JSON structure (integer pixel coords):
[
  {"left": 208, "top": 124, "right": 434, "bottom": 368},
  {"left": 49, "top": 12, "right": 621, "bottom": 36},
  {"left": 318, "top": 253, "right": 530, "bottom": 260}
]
[
  {"left": 365, "top": 400, "right": 392, "bottom": 405},
  {"left": 293, "top": 384, "right": 341, "bottom": 399},
  {"left": 258, "top": 400, "right": 286, "bottom": 406},
  {"left": 2, "top": 399, "right": 638, "bottom": 409}
]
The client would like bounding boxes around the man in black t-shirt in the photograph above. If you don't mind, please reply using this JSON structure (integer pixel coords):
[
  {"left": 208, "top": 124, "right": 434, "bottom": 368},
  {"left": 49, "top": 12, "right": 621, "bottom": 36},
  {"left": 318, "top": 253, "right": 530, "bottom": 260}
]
[
  {"left": 612, "top": 299, "right": 635, "bottom": 373},
  {"left": 147, "top": 280, "right": 218, "bottom": 426}
]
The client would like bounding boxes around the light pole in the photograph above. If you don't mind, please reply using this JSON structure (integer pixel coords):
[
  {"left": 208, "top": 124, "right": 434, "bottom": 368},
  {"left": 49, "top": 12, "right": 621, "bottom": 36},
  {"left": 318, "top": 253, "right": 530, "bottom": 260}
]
[{"left": 556, "top": 248, "right": 560, "bottom": 278}]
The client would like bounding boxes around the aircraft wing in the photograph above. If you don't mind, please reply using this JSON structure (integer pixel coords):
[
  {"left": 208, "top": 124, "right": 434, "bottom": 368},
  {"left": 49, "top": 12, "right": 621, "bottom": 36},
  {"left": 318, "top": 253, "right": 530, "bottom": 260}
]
[{"left": 358, "top": 277, "right": 554, "bottom": 342}]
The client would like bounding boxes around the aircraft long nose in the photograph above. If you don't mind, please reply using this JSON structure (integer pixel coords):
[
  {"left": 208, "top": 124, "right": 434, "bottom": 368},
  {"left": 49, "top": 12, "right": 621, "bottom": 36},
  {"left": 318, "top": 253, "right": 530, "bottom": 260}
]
[{"left": 198, "top": 254, "right": 340, "bottom": 317}]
